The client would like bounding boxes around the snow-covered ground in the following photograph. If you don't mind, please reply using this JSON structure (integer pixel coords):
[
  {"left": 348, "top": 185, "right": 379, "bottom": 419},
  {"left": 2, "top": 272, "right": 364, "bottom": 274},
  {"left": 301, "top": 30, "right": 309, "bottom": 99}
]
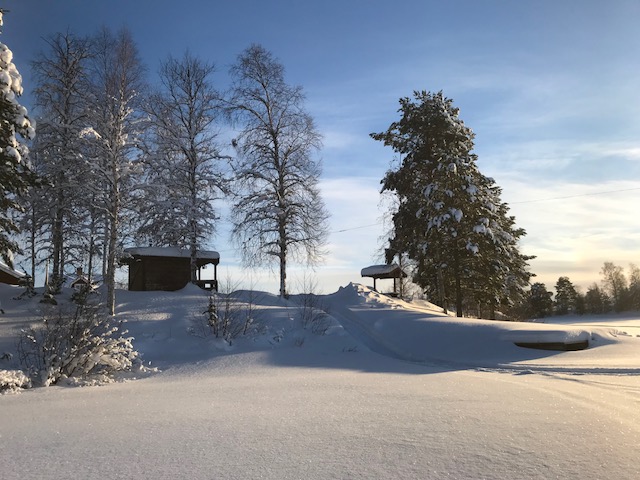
[{"left": 1, "top": 283, "right": 639, "bottom": 479}]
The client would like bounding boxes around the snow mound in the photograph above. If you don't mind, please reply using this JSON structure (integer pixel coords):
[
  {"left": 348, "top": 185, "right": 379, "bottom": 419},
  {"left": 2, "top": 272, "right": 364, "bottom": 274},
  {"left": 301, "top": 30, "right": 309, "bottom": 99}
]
[{"left": 323, "top": 283, "right": 640, "bottom": 372}]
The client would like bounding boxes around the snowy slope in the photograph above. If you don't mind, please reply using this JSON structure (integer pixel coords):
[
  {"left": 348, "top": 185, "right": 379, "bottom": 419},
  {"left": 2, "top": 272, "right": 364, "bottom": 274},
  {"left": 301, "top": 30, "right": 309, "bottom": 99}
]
[
  {"left": 1, "top": 283, "right": 640, "bottom": 479},
  {"left": 324, "top": 283, "right": 640, "bottom": 373}
]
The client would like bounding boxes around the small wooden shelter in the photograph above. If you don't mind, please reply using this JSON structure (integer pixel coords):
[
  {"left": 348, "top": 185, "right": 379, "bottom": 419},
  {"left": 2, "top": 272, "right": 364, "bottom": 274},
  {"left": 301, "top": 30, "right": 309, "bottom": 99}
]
[
  {"left": 122, "top": 247, "right": 220, "bottom": 292},
  {"left": 0, "top": 261, "right": 27, "bottom": 286},
  {"left": 361, "top": 263, "right": 407, "bottom": 296}
]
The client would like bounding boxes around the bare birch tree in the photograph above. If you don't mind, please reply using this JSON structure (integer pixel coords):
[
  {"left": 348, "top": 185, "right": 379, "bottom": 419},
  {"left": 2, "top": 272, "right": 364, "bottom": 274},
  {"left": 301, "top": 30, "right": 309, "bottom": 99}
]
[
  {"left": 226, "top": 44, "right": 328, "bottom": 297},
  {"left": 139, "top": 52, "right": 224, "bottom": 283},
  {"left": 30, "top": 32, "right": 92, "bottom": 291},
  {"left": 86, "top": 27, "right": 146, "bottom": 314}
]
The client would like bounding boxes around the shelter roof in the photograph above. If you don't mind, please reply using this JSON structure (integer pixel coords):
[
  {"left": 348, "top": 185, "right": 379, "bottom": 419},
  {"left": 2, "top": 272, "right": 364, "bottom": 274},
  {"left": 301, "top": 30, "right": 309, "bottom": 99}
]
[{"left": 361, "top": 263, "right": 406, "bottom": 279}]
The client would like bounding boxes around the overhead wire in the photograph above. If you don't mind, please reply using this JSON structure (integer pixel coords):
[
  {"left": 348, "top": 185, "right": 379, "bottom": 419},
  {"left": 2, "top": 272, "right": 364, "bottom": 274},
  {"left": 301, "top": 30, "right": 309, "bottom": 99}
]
[
  {"left": 511, "top": 186, "right": 640, "bottom": 204},
  {"left": 328, "top": 186, "right": 640, "bottom": 233}
]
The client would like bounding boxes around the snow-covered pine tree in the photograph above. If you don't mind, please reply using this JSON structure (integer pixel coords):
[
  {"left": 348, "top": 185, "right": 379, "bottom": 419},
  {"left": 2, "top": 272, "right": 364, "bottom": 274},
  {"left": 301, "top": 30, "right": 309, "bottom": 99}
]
[
  {"left": 137, "top": 52, "right": 223, "bottom": 282},
  {"left": 462, "top": 175, "right": 533, "bottom": 318},
  {"left": 372, "top": 91, "right": 532, "bottom": 317},
  {"left": 0, "top": 10, "right": 37, "bottom": 267},
  {"left": 226, "top": 44, "right": 329, "bottom": 298}
]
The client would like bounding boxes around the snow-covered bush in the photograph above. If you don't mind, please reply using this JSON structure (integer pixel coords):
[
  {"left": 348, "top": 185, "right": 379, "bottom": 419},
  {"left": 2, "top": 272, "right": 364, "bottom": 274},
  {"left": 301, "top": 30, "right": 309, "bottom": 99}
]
[
  {"left": 190, "top": 288, "right": 265, "bottom": 345},
  {"left": 295, "top": 292, "right": 332, "bottom": 335},
  {"left": 293, "top": 276, "right": 332, "bottom": 335},
  {"left": 17, "top": 300, "right": 140, "bottom": 386},
  {"left": 0, "top": 369, "right": 31, "bottom": 394}
]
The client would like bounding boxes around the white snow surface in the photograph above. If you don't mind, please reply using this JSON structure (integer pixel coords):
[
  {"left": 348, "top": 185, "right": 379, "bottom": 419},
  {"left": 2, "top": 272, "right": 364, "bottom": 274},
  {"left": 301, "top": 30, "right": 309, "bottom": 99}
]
[{"left": 1, "top": 282, "right": 640, "bottom": 479}]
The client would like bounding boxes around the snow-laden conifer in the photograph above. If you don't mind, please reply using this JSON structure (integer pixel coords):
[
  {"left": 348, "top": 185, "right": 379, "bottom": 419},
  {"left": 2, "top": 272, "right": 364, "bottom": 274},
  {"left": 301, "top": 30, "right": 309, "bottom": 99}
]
[
  {"left": 372, "top": 91, "right": 532, "bottom": 317},
  {"left": 0, "top": 10, "right": 37, "bottom": 267}
]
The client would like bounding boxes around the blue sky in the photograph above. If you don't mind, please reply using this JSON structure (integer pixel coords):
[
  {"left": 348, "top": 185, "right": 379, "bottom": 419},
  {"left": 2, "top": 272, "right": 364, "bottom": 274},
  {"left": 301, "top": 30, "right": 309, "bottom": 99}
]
[{"left": 3, "top": 0, "right": 640, "bottom": 294}]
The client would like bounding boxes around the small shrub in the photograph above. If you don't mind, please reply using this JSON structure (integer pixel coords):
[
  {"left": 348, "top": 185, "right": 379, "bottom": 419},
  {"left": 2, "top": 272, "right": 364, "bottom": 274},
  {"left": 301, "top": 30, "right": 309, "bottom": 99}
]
[
  {"left": 189, "top": 278, "right": 265, "bottom": 345},
  {"left": 17, "top": 300, "right": 140, "bottom": 386},
  {"left": 0, "top": 369, "right": 31, "bottom": 394},
  {"left": 294, "top": 276, "right": 332, "bottom": 335},
  {"left": 13, "top": 275, "right": 37, "bottom": 300},
  {"left": 296, "top": 293, "right": 332, "bottom": 335}
]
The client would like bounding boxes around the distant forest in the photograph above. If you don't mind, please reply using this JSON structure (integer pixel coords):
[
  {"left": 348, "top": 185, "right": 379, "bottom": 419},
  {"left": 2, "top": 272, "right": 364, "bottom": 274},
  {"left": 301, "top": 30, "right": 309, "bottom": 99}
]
[{"left": 516, "top": 261, "right": 640, "bottom": 319}]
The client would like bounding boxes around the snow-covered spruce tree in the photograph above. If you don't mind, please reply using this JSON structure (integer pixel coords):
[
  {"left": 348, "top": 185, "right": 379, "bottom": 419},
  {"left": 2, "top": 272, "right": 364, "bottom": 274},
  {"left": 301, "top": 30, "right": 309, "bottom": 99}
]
[
  {"left": 30, "top": 32, "right": 92, "bottom": 291},
  {"left": 372, "top": 91, "right": 532, "bottom": 317},
  {"left": 85, "top": 27, "right": 146, "bottom": 315},
  {"left": 137, "top": 52, "right": 224, "bottom": 281},
  {"left": 0, "top": 10, "right": 37, "bottom": 267},
  {"left": 225, "top": 44, "right": 329, "bottom": 298}
]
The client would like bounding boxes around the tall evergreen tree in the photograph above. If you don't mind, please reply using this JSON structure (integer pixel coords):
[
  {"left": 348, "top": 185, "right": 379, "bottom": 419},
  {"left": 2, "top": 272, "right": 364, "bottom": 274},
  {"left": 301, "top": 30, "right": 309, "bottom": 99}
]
[
  {"left": 584, "top": 283, "right": 610, "bottom": 314},
  {"left": 528, "top": 282, "right": 553, "bottom": 318},
  {"left": 372, "top": 90, "right": 532, "bottom": 317},
  {"left": 554, "top": 276, "right": 577, "bottom": 315},
  {"left": 0, "top": 11, "right": 37, "bottom": 267}
]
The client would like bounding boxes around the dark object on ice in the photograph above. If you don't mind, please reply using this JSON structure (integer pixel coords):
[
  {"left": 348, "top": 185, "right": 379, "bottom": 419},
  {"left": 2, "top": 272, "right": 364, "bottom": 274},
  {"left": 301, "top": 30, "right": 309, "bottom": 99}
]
[{"left": 514, "top": 340, "right": 589, "bottom": 351}]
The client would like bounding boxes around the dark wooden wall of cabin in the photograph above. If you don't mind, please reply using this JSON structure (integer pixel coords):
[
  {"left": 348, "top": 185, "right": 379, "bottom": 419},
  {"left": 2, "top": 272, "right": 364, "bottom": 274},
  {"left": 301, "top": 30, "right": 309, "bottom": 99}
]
[
  {"left": 0, "top": 271, "right": 21, "bottom": 286},
  {"left": 128, "top": 257, "right": 191, "bottom": 291}
]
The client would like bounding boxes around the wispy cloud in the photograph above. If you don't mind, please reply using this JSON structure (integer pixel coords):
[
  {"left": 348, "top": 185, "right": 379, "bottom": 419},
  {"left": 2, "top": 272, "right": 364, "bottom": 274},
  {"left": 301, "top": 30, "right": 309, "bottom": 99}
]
[{"left": 495, "top": 178, "right": 640, "bottom": 290}]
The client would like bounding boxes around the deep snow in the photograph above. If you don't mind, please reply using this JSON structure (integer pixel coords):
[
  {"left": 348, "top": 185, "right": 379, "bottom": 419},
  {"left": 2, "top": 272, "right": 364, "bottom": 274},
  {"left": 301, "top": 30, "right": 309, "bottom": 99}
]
[{"left": 1, "top": 282, "right": 639, "bottom": 479}]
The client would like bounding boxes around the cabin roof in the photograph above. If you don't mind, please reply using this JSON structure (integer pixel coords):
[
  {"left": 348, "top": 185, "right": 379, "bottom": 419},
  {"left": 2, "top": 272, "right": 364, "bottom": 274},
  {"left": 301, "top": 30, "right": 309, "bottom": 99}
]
[{"left": 123, "top": 247, "right": 220, "bottom": 262}]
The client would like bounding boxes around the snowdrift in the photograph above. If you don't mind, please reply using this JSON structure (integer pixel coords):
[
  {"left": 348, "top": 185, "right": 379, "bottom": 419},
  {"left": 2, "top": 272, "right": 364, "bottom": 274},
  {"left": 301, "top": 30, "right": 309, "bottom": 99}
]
[
  {"left": 1, "top": 282, "right": 640, "bottom": 381},
  {"left": 323, "top": 283, "right": 640, "bottom": 372}
]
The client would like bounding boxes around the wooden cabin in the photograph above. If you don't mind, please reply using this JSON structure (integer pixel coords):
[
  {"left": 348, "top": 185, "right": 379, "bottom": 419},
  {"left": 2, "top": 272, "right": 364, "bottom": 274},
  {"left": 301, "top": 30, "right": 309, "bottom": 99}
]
[
  {"left": 122, "top": 247, "right": 220, "bottom": 292},
  {"left": 0, "top": 261, "right": 27, "bottom": 286}
]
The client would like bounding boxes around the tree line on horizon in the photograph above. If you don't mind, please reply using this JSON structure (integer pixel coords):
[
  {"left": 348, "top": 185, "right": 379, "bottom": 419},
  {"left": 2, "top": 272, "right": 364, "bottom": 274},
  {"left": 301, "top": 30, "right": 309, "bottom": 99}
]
[
  {"left": 0, "top": 20, "right": 328, "bottom": 314},
  {"left": 520, "top": 261, "right": 640, "bottom": 319}
]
